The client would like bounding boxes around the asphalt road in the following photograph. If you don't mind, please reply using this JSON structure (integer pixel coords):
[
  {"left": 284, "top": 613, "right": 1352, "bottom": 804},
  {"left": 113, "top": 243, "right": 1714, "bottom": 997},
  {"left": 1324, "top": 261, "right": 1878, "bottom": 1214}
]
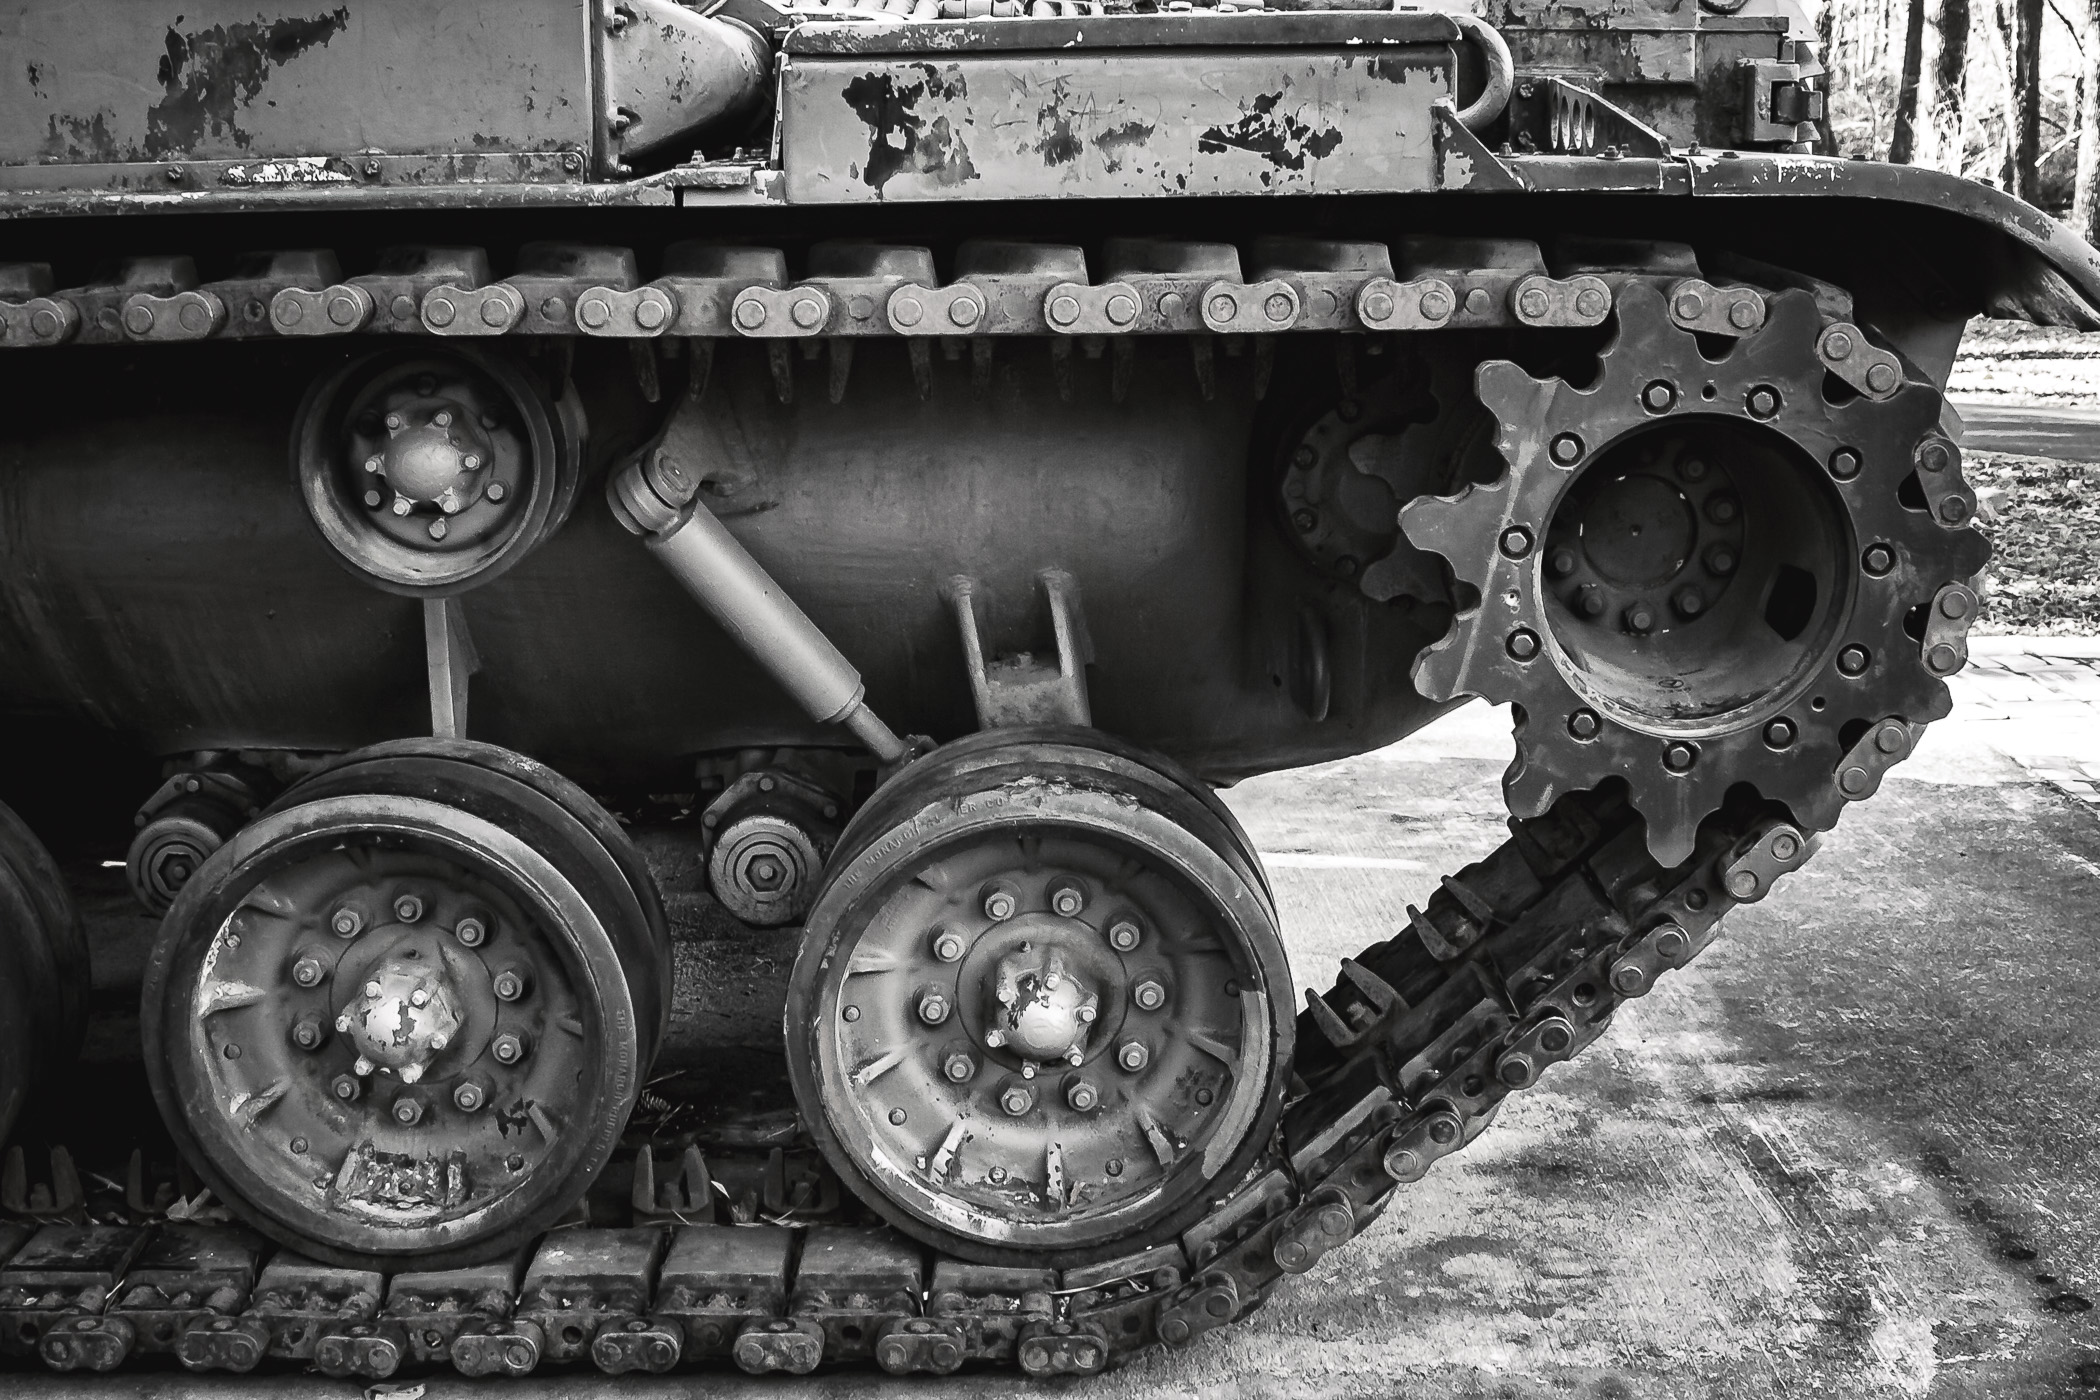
[{"left": 1955, "top": 398, "right": 2100, "bottom": 462}]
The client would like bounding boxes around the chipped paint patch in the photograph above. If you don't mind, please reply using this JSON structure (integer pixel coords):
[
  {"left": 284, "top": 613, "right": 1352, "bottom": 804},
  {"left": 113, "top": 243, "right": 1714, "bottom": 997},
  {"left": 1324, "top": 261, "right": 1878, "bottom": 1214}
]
[
  {"left": 145, "top": 10, "right": 352, "bottom": 159},
  {"left": 1197, "top": 92, "right": 1343, "bottom": 179},
  {"left": 841, "top": 63, "right": 979, "bottom": 197},
  {"left": 217, "top": 155, "right": 351, "bottom": 186}
]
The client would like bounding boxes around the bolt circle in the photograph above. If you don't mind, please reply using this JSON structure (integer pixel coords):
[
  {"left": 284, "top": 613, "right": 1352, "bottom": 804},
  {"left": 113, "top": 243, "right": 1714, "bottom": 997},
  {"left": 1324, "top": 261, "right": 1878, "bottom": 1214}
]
[
  {"left": 1938, "top": 496, "right": 1970, "bottom": 523},
  {"left": 1207, "top": 294, "right": 1239, "bottom": 323},
  {"left": 1823, "top": 329, "right": 1853, "bottom": 361},
  {"left": 1048, "top": 294, "right": 1081, "bottom": 326},
  {"left": 891, "top": 295, "right": 924, "bottom": 328},
  {"left": 1517, "top": 287, "right": 1550, "bottom": 319},
  {"left": 734, "top": 299, "right": 767, "bottom": 330}
]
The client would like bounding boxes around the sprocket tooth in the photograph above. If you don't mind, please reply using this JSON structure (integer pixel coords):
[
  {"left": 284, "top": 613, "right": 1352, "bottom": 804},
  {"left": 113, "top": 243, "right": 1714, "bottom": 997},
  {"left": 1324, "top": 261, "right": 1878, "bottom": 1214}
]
[
  {"left": 1503, "top": 738, "right": 1561, "bottom": 820},
  {"left": 1398, "top": 477, "right": 1511, "bottom": 594}
]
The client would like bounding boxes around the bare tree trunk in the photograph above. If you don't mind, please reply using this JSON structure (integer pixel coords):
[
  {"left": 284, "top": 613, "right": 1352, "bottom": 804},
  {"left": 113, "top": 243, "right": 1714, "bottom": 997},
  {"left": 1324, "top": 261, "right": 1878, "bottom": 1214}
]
[
  {"left": 1924, "top": 0, "right": 1972, "bottom": 172},
  {"left": 1891, "top": 0, "right": 1929, "bottom": 161},
  {"left": 2077, "top": 0, "right": 2100, "bottom": 241},
  {"left": 1815, "top": 3, "right": 1841, "bottom": 155},
  {"left": 2013, "top": 0, "right": 2044, "bottom": 198}
]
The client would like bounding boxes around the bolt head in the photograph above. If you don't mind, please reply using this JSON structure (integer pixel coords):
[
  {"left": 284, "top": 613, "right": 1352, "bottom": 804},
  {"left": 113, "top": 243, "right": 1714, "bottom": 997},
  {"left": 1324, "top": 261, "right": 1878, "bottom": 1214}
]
[
  {"left": 492, "top": 1034, "right": 525, "bottom": 1065},
  {"left": 331, "top": 1074, "right": 360, "bottom": 1102},
  {"left": 394, "top": 895, "right": 423, "bottom": 923},
  {"left": 1838, "top": 645, "right": 1870, "bottom": 676},
  {"left": 1764, "top": 718, "right": 1797, "bottom": 749},
  {"left": 455, "top": 917, "right": 486, "bottom": 947},
  {"left": 390, "top": 496, "right": 413, "bottom": 517},
  {"left": 983, "top": 889, "right": 1017, "bottom": 921},
  {"left": 1663, "top": 742, "right": 1696, "bottom": 772},
  {"left": 293, "top": 1020, "right": 322, "bottom": 1049},
  {"left": 1549, "top": 433, "right": 1583, "bottom": 466},
  {"left": 1643, "top": 381, "right": 1675, "bottom": 412},
  {"left": 1673, "top": 587, "right": 1705, "bottom": 618},
  {"left": 933, "top": 929, "right": 967, "bottom": 962},
  {"left": 917, "top": 992, "right": 951, "bottom": 1026},
  {"left": 1050, "top": 882, "right": 1086, "bottom": 918},
  {"left": 943, "top": 1053, "right": 975, "bottom": 1083},
  {"left": 1107, "top": 919, "right": 1141, "bottom": 953},
  {"left": 393, "top": 1098, "right": 423, "bottom": 1126},
  {"left": 1567, "top": 709, "right": 1600, "bottom": 740},
  {"left": 1001, "top": 1087, "right": 1034, "bottom": 1116},
  {"left": 1506, "top": 628, "right": 1541, "bottom": 661},
  {"left": 1066, "top": 1080, "right": 1099, "bottom": 1112},
  {"left": 1133, "top": 980, "right": 1167, "bottom": 1012},
  {"left": 292, "top": 957, "right": 324, "bottom": 988},
  {"left": 1829, "top": 448, "right": 1862, "bottom": 481},
  {"left": 493, "top": 971, "right": 524, "bottom": 1002},
  {"left": 1499, "top": 526, "right": 1533, "bottom": 559},
  {"left": 1623, "top": 605, "right": 1656, "bottom": 635},
  {"left": 1118, "top": 1041, "right": 1149, "bottom": 1072}
]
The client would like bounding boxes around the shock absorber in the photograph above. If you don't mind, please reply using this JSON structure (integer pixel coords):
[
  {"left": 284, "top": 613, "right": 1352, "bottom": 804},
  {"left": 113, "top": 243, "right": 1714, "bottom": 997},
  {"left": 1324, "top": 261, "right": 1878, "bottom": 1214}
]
[{"left": 608, "top": 446, "right": 908, "bottom": 764}]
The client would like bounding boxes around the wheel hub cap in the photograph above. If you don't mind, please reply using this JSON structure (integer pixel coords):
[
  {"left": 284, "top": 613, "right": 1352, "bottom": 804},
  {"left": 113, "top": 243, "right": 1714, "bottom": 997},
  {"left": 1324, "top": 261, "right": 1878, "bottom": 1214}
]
[
  {"left": 985, "top": 941, "right": 1098, "bottom": 1066},
  {"left": 337, "top": 953, "right": 465, "bottom": 1084}
]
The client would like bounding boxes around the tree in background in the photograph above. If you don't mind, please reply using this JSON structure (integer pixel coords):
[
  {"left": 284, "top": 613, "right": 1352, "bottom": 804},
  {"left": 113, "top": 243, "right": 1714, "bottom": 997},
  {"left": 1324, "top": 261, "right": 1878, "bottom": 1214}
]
[
  {"left": 2080, "top": 0, "right": 2100, "bottom": 241},
  {"left": 2013, "top": 0, "right": 2044, "bottom": 198},
  {"left": 1890, "top": 0, "right": 1930, "bottom": 162}
]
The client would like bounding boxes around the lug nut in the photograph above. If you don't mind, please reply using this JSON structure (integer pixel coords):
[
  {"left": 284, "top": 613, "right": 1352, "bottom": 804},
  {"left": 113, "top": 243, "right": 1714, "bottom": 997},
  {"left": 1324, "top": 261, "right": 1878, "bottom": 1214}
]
[
  {"left": 291, "top": 954, "right": 326, "bottom": 988},
  {"left": 331, "top": 908, "right": 363, "bottom": 938},
  {"left": 1706, "top": 546, "right": 1737, "bottom": 575},
  {"left": 1132, "top": 980, "right": 1167, "bottom": 1012},
  {"left": 364, "top": 979, "right": 383, "bottom": 998},
  {"left": 943, "top": 1052, "right": 976, "bottom": 1083},
  {"left": 1623, "top": 603, "right": 1656, "bottom": 635},
  {"left": 982, "top": 887, "right": 1018, "bottom": 921},
  {"left": 394, "top": 894, "right": 424, "bottom": 923},
  {"left": 932, "top": 928, "right": 967, "bottom": 962},
  {"left": 917, "top": 991, "right": 951, "bottom": 1026},
  {"left": 393, "top": 1097, "right": 424, "bottom": 1127},
  {"left": 1673, "top": 587, "right": 1705, "bottom": 618},
  {"left": 1049, "top": 880, "right": 1087, "bottom": 918},
  {"left": 1680, "top": 457, "right": 1708, "bottom": 482},
  {"left": 454, "top": 1082, "right": 487, "bottom": 1112},
  {"left": 454, "top": 917, "right": 487, "bottom": 947},
  {"left": 1066, "top": 1080, "right": 1100, "bottom": 1112},
  {"left": 1117, "top": 1040, "right": 1150, "bottom": 1072},
  {"left": 491, "top": 1033, "right": 528, "bottom": 1066},
  {"left": 1000, "top": 1085, "right": 1035, "bottom": 1116},
  {"left": 291, "top": 1016, "right": 326, "bottom": 1051},
  {"left": 493, "top": 969, "right": 527, "bottom": 1002},
  {"left": 1705, "top": 495, "right": 1739, "bottom": 524},
  {"left": 331, "top": 1074, "right": 362, "bottom": 1103},
  {"left": 1576, "top": 584, "right": 1605, "bottom": 618},
  {"left": 1107, "top": 919, "right": 1142, "bottom": 953},
  {"left": 1548, "top": 547, "right": 1577, "bottom": 577}
]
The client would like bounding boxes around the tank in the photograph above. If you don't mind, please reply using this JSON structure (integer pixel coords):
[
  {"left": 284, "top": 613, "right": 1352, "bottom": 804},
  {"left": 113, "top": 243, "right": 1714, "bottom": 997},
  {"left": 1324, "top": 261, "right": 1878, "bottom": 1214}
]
[{"left": 0, "top": 0, "right": 2096, "bottom": 1379}]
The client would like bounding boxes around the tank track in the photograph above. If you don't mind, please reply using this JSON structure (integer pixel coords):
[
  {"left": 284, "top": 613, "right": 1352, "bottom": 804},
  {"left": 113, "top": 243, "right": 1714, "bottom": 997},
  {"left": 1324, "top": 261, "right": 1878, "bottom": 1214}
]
[{"left": 0, "top": 236, "right": 1979, "bottom": 1379}]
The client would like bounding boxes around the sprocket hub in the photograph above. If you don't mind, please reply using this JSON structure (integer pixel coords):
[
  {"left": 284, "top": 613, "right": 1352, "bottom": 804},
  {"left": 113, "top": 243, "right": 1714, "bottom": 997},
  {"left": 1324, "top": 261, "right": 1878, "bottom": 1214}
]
[{"left": 1400, "top": 283, "right": 1989, "bottom": 862}]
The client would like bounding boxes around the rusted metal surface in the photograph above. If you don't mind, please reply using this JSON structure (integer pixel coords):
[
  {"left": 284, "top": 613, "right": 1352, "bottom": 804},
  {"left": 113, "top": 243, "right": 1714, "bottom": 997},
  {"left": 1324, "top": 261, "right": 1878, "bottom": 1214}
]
[
  {"left": 2, "top": 0, "right": 592, "bottom": 171},
  {"left": 780, "top": 16, "right": 1453, "bottom": 202}
]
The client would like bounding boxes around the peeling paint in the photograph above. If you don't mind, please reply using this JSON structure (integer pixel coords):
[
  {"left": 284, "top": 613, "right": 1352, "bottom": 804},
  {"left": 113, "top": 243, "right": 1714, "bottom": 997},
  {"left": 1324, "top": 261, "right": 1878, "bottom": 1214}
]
[
  {"left": 145, "top": 10, "right": 352, "bottom": 159},
  {"left": 841, "top": 64, "right": 980, "bottom": 196},
  {"left": 1197, "top": 92, "right": 1343, "bottom": 174}
]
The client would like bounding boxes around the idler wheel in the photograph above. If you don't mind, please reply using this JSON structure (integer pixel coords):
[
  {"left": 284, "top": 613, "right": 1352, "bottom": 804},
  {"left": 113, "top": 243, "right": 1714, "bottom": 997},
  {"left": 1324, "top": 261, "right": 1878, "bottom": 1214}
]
[
  {"left": 141, "top": 743, "right": 667, "bottom": 1271},
  {"left": 785, "top": 728, "right": 1290, "bottom": 1266},
  {"left": 293, "top": 348, "right": 582, "bottom": 596},
  {"left": 0, "top": 800, "right": 89, "bottom": 1146}
]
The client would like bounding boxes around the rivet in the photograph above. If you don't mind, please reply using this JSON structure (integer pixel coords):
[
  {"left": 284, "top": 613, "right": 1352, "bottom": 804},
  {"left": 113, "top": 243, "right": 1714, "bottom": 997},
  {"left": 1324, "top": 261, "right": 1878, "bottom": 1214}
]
[
  {"left": 1865, "top": 362, "right": 1899, "bottom": 393},
  {"left": 891, "top": 295, "right": 924, "bottom": 328},
  {"left": 1875, "top": 722, "right": 1907, "bottom": 754},
  {"left": 734, "top": 299, "right": 768, "bottom": 330},
  {"left": 1048, "top": 294, "right": 1081, "bottom": 326},
  {"left": 790, "top": 295, "right": 824, "bottom": 329},
  {"left": 1517, "top": 286, "right": 1551, "bottom": 320},
  {"left": 1824, "top": 329, "right": 1853, "bottom": 361},
  {"left": 948, "top": 296, "right": 981, "bottom": 328}
]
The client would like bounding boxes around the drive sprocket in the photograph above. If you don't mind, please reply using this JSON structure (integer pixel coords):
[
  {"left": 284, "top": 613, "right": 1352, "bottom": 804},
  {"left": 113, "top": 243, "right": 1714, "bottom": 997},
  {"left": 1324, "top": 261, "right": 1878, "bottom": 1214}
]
[{"left": 1400, "top": 282, "right": 1990, "bottom": 862}]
